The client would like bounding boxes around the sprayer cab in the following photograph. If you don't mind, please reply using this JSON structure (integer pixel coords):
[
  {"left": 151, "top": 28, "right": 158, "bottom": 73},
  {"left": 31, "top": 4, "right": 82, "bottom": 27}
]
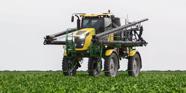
[{"left": 71, "top": 13, "right": 121, "bottom": 34}]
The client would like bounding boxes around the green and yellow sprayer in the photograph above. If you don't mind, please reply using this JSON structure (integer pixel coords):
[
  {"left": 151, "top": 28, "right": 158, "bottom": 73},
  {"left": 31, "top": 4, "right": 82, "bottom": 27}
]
[{"left": 44, "top": 11, "right": 148, "bottom": 77}]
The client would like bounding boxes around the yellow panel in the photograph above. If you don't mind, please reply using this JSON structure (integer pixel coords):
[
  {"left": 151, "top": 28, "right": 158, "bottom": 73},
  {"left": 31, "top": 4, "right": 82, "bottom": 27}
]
[
  {"left": 75, "top": 28, "right": 95, "bottom": 51},
  {"left": 105, "top": 49, "right": 113, "bottom": 56},
  {"left": 129, "top": 50, "right": 136, "bottom": 56},
  {"left": 80, "top": 13, "right": 112, "bottom": 17},
  {"left": 64, "top": 50, "right": 67, "bottom": 56},
  {"left": 108, "top": 33, "right": 114, "bottom": 41}
]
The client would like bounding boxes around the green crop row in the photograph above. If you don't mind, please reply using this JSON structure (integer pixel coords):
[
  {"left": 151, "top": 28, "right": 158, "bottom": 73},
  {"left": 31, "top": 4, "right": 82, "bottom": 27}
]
[{"left": 0, "top": 71, "right": 186, "bottom": 93}]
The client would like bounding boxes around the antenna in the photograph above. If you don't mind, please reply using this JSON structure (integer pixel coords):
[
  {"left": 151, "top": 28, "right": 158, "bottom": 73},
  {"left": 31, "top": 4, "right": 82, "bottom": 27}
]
[
  {"left": 108, "top": 10, "right": 111, "bottom": 13},
  {"left": 125, "top": 14, "right": 130, "bottom": 25}
]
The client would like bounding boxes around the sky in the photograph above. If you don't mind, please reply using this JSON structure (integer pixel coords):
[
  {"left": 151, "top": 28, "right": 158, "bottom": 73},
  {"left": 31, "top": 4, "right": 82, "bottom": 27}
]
[{"left": 0, "top": 0, "right": 186, "bottom": 71}]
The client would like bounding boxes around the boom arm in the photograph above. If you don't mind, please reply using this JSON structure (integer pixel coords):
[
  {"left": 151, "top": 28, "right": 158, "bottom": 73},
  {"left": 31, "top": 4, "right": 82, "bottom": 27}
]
[
  {"left": 43, "top": 18, "right": 148, "bottom": 47},
  {"left": 95, "top": 18, "right": 148, "bottom": 38},
  {"left": 44, "top": 28, "right": 77, "bottom": 45},
  {"left": 94, "top": 18, "right": 148, "bottom": 47}
]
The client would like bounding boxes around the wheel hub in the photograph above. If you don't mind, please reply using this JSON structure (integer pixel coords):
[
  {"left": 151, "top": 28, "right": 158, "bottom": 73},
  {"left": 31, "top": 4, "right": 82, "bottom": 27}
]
[
  {"left": 109, "top": 58, "right": 116, "bottom": 76},
  {"left": 133, "top": 58, "right": 139, "bottom": 75}
]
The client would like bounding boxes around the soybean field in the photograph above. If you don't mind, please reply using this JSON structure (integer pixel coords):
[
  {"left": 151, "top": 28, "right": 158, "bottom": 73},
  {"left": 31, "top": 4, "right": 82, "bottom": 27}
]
[{"left": 0, "top": 71, "right": 186, "bottom": 93}]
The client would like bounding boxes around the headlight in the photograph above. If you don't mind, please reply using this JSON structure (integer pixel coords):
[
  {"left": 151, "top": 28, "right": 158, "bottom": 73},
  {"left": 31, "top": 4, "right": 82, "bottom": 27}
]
[
  {"left": 74, "top": 36, "right": 85, "bottom": 48},
  {"left": 79, "top": 35, "right": 86, "bottom": 39},
  {"left": 74, "top": 31, "right": 89, "bottom": 48}
]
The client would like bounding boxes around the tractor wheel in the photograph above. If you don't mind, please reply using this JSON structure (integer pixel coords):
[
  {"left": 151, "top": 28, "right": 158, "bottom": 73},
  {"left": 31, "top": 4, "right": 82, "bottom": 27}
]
[
  {"left": 104, "top": 53, "right": 119, "bottom": 77},
  {"left": 62, "top": 57, "right": 78, "bottom": 76},
  {"left": 128, "top": 52, "right": 142, "bottom": 77},
  {"left": 88, "top": 58, "right": 102, "bottom": 77}
]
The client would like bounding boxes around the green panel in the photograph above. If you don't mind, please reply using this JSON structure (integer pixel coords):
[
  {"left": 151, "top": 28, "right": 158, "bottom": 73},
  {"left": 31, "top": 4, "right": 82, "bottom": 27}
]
[
  {"left": 65, "top": 33, "right": 76, "bottom": 57},
  {"left": 89, "top": 43, "right": 103, "bottom": 57}
]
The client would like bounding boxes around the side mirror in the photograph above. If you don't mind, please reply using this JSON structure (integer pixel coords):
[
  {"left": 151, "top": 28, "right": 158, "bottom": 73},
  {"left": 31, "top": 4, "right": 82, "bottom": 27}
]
[
  {"left": 77, "top": 19, "right": 80, "bottom": 29},
  {"left": 71, "top": 16, "right": 74, "bottom": 22}
]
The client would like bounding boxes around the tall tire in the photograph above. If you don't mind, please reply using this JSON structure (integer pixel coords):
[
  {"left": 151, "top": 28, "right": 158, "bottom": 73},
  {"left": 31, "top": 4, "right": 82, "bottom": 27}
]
[
  {"left": 128, "top": 52, "right": 142, "bottom": 77},
  {"left": 104, "top": 53, "right": 119, "bottom": 77},
  {"left": 62, "top": 57, "right": 78, "bottom": 76},
  {"left": 88, "top": 58, "right": 102, "bottom": 77}
]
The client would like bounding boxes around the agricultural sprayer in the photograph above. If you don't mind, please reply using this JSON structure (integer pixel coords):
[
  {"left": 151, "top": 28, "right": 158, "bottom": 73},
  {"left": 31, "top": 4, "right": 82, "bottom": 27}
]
[{"left": 44, "top": 11, "right": 148, "bottom": 77}]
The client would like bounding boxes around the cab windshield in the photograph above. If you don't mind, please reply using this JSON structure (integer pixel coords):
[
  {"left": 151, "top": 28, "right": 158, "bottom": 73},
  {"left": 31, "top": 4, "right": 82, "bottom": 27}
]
[{"left": 82, "top": 18, "right": 104, "bottom": 33}]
